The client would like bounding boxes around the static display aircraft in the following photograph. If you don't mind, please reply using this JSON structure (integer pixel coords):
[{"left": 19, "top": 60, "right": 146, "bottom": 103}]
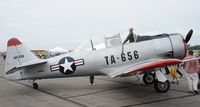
[{"left": 4, "top": 30, "right": 193, "bottom": 93}]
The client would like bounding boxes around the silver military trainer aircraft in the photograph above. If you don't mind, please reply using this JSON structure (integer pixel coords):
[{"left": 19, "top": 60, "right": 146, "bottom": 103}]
[{"left": 4, "top": 30, "right": 193, "bottom": 93}]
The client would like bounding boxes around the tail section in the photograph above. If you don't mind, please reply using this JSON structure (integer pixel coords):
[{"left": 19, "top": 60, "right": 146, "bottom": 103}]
[{"left": 5, "top": 38, "right": 38, "bottom": 77}]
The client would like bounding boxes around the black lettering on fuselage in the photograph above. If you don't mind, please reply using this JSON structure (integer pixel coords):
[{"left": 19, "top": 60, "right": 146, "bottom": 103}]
[
  {"left": 13, "top": 55, "right": 24, "bottom": 60},
  {"left": 104, "top": 50, "right": 139, "bottom": 66},
  {"left": 134, "top": 51, "right": 139, "bottom": 59},
  {"left": 127, "top": 52, "right": 132, "bottom": 60},
  {"left": 104, "top": 56, "right": 109, "bottom": 65},
  {"left": 110, "top": 55, "right": 116, "bottom": 64}
]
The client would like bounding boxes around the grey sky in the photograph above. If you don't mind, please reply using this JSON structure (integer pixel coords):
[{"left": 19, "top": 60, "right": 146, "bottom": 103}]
[{"left": 0, "top": 0, "right": 200, "bottom": 51}]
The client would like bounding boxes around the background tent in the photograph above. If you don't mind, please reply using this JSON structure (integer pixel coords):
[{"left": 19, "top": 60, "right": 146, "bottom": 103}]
[{"left": 49, "top": 47, "right": 68, "bottom": 56}]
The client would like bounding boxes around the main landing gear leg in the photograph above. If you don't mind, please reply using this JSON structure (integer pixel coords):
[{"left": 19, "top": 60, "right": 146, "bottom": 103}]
[
  {"left": 154, "top": 69, "right": 170, "bottom": 93},
  {"left": 89, "top": 76, "right": 95, "bottom": 86}
]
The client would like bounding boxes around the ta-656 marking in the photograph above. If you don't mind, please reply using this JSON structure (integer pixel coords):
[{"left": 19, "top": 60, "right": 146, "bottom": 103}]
[{"left": 104, "top": 50, "right": 139, "bottom": 65}]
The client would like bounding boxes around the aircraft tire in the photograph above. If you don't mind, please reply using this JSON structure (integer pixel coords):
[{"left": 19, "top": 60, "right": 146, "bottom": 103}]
[
  {"left": 154, "top": 80, "right": 170, "bottom": 93},
  {"left": 33, "top": 83, "right": 38, "bottom": 89},
  {"left": 143, "top": 73, "right": 155, "bottom": 85}
]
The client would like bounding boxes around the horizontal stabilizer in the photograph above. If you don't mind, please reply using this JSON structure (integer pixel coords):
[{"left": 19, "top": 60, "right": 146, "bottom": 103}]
[{"left": 16, "top": 59, "right": 47, "bottom": 68}]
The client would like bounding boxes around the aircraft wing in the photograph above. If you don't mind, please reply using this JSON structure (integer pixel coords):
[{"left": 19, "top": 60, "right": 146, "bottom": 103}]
[
  {"left": 109, "top": 58, "right": 182, "bottom": 78},
  {"left": 182, "top": 57, "right": 200, "bottom": 63},
  {"left": 16, "top": 59, "right": 47, "bottom": 68}
]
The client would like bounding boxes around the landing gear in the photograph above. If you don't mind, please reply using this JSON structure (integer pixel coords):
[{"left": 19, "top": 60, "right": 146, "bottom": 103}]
[
  {"left": 143, "top": 73, "right": 155, "bottom": 85},
  {"left": 154, "top": 80, "right": 170, "bottom": 93},
  {"left": 33, "top": 83, "right": 38, "bottom": 89},
  {"left": 143, "top": 69, "right": 170, "bottom": 93},
  {"left": 89, "top": 76, "right": 95, "bottom": 85},
  {"left": 28, "top": 80, "right": 39, "bottom": 89}
]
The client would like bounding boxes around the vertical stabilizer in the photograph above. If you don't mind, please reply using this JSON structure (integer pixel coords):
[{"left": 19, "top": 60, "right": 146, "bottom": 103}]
[{"left": 5, "top": 38, "right": 38, "bottom": 74}]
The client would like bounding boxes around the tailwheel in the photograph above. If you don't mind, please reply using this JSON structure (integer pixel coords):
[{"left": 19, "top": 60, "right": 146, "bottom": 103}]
[
  {"left": 154, "top": 80, "right": 170, "bottom": 93},
  {"left": 143, "top": 73, "right": 155, "bottom": 85},
  {"left": 33, "top": 83, "right": 39, "bottom": 89},
  {"left": 89, "top": 76, "right": 95, "bottom": 86}
]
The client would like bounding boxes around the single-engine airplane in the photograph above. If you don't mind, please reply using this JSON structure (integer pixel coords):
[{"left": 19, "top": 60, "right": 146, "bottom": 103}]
[{"left": 4, "top": 30, "right": 193, "bottom": 93}]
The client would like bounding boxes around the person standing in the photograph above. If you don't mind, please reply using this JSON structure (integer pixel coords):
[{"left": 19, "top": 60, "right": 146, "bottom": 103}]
[
  {"left": 177, "top": 64, "right": 183, "bottom": 78},
  {"left": 169, "top": 65, "right": 179, "bottom": 84},
  {"left": 123, "top": 28, "right": 137, "bottom": 44},
  {"left": 197, "top": 51, "right": 200, "bottom": 89},
  {"left": 184, "top": 50, "right": 199, "bottom": 94},
  {"left": 164, "top": 67, "right": 170, "bottom": 75}
]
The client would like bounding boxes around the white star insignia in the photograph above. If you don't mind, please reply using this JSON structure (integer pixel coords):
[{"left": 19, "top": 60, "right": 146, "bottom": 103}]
[{"left": 60, "top": 58, "right": 74, "bottom": 73}]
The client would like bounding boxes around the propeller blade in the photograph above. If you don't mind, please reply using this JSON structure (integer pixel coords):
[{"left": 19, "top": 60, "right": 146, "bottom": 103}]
[{"left": 185, "top": 29, "right": 193, "bottom": 43}]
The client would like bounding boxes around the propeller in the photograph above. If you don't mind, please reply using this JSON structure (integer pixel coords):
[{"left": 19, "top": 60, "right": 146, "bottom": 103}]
[{"left": 185, "top": 29, "right": 193, "bottom": 44}]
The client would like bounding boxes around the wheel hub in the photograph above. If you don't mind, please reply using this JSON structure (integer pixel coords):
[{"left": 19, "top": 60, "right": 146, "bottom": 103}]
[
  {"left": 158, "top": 82, "right": 167, "bottom": 90},
  {"left": 146, "top": 75, "right": 153, "bottom": 82}
]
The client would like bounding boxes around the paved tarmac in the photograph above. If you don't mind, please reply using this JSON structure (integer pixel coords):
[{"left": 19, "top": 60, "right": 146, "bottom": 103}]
[{"left": 0, "top": 57, "right": 200, "bottom": 107}]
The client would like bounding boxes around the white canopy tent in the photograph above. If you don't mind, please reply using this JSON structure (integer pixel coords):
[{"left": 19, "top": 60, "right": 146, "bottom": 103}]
[{"left": 49, "top": 47, "right": 68, "bottom": 56}]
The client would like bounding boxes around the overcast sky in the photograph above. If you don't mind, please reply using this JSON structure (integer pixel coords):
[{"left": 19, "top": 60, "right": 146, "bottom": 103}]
[{"left": 0, "top": 0, "right": 200, "bottom": 51}]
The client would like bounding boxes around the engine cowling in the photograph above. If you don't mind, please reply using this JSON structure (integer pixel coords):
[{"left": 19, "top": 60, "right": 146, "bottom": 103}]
[
  {"left": 168, "top": 33, "right": 186, "bottom": 59},
  {"left": 151, "top": 33, "right": 186, "bottom": 60}
]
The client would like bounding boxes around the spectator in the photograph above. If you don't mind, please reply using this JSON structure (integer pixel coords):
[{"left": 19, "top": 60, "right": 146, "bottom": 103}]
[
  {"left": 164, "top": 67, "right": 170, "bottom": 75},
  {"left": 177, "top": 64, "right": 183, "bottom": 78},
  {"left": 169, "top": 65, "right": 179, "bottom": 84},
  {"left": 165, "top": 65, "right": 183, "bottom": 78},
  {"left": 197, "top": 51, "right": 200, "bottom": 88},
  {"left": 184, "top": 50, "right": 199, "bottom": 94}
]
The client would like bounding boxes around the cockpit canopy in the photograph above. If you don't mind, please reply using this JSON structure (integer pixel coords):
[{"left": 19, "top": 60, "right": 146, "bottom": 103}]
[{"left": 136, "top": 34, "right": 170, "bottom": 42}]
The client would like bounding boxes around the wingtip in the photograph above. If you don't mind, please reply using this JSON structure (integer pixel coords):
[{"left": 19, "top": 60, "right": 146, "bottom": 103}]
[{"left": 7, "top": 38, "right": 22, "bottom": 47}]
